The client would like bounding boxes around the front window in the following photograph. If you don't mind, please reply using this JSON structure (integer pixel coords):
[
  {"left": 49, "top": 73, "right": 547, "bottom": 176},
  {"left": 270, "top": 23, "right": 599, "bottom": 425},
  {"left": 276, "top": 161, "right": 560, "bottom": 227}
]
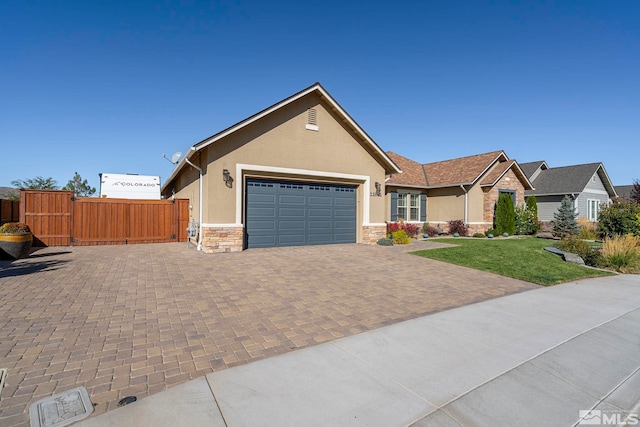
[
  {"left": 587, "top": 199, "right": 600, "bottom": 222},
  {"left": 397, "top": 193, "right": 420, "bottom": 221}
]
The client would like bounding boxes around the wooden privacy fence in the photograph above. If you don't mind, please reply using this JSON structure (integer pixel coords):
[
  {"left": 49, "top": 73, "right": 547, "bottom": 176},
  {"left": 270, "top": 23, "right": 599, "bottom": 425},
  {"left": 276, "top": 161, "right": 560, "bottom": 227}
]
[
  {"left": 0, "top": 199, "right": 20, "bottom": 224},
  {"left": 20, "top": 190, "right": 190, "bottom": 246}
]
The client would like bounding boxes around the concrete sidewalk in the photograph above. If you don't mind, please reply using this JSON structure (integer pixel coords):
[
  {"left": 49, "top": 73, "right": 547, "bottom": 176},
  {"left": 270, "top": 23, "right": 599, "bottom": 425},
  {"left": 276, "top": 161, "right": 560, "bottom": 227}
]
[{"left": 77, "top": 274, "right": 640, "bottom": 427}]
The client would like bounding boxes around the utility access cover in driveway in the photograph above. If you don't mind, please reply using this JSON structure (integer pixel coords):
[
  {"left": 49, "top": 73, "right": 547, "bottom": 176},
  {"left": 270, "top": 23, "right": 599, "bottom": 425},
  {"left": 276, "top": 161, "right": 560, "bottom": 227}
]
[{"left": 29, "top": 387, "right": 93, "bottom": 427}]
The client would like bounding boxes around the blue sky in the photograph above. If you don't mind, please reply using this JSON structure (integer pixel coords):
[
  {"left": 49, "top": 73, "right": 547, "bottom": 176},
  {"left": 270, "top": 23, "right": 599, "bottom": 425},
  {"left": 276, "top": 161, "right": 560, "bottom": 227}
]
[{"left": 1, "top": 0, "right": 638, "bottom": 191}]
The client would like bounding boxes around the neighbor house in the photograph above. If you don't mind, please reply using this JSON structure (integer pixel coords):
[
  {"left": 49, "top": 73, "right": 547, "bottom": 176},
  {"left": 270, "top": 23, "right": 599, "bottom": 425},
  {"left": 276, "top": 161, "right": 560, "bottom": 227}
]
[
  {"left": 161, "top": 83, "right": 401, "bottom": 252},
  {"left": 521, "top": 161, "right": 617, "bottom": 222},
  {"left": 614, "top": 185, "right": 636, "bottom": 201},
  {"left": 386, "top": 151, "right": 534, "bottom": 234}
]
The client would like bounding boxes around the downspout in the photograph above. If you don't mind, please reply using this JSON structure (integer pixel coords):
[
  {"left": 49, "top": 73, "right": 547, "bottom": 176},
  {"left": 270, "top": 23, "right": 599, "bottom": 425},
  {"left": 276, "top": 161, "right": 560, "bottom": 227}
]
[
  {"left": 460, "top": 184, "right": 469, "bottom": 224},
  {"left": 184, "top": 148, "right": 204, "bottom": 251}
]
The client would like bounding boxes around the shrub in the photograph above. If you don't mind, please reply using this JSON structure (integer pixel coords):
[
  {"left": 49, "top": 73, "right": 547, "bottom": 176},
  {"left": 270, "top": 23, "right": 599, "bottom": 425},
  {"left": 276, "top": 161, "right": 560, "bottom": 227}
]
[
  {"left": 577, "top": 217, "right": 598, "bottom": 240},
  {"left": 422, "top": 225, "right": 439, "bottom": 237},
  {"left": 485, "top": 228, "right": 496, "bottom": 237},
  {"left": 598, "top": 199, "right": 640, "bottom": 238},
  {"left": 552, "top": 195, "right": 579, "bottom": 238},
  {"left": 514, "top": 205, "right": 537, "bottom": 235},
  {"left": 557, "top": 236, "right": 602, "bottom": 267},
  {"left": 391, "top": 230, "right": 411, "bottom": 244},
  {"left": 448, "top": 219, "right": 468, "bottom": 237},
  {"left": 387, "top": 221, "right": 420, "bottom": 238},
  {"left": 473, "top": 232, "right": 486, "bottom": 238},
  {"left": 494, "top": 193, "right": 515, "bottom": 235},
  {"left": 600, "top": 234, "right": 640, "bottom": 273},
  {"left": 402, "top": 223, "right": 421, "bottom": 238},
  {"left": 376, "top": 237, "right": 393, "bottom": 246},
  {"left": 526, "top": 195, "right": 539, "bottom": 224}
]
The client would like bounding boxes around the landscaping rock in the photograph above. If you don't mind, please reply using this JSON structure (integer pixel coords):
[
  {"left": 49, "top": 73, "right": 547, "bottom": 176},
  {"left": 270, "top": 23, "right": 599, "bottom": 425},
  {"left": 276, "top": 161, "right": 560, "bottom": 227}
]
[{"left": 544, "top": 247, "right": 585, "bottom": 265}]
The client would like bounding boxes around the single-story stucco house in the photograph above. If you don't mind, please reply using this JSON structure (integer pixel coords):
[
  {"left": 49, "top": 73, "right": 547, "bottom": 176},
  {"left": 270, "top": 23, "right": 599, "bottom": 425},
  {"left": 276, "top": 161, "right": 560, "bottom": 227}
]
[
  {"left": 385, "top": 151, "right": 534, "bottom": 234},
  {"left": 161, "top": 83, "right": 401, "bottom": 252},
  {"left": 521, "top": 161, "right": 617, "bottom": 222}
]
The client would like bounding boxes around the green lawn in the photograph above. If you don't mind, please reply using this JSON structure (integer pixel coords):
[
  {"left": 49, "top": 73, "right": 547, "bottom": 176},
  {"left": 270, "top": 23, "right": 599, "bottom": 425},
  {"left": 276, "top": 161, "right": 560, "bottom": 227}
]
[{"left": 412, "top": 237, "right": 614, "bottom": 286}]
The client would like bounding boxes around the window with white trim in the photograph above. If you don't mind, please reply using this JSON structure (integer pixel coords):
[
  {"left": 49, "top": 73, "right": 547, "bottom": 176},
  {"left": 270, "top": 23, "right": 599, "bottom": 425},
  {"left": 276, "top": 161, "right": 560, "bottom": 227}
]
[
  {"left": 397, "top": 193, "right": 420, "bottom": 221},
  {"left": 587, "top": 199, "right": 600, "bottom": 222}
]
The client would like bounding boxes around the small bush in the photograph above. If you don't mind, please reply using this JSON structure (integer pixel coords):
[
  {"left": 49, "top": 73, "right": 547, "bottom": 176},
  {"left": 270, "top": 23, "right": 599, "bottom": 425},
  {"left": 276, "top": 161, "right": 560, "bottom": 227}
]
[
  {"left": 557, "top": 236, "right": 602, "bottom": 267},
  {"left": 422, "top": 225, "right": 439, "bottom": 237},
  {"left": 391, "top": 230, "right": 411, "bottom": 244},
  {"left": 577, "top": 217, "right": 598, "bottom": 240},
  {"left": 402, "top": 223, "right": 421, "bottom": 238},
  {"left": 473, "top": 232, "right": 486, "bottom": 238},
  {"left": 448, "top": 219, "right": 468, "bottom": 237},
  {"left": 376, "top": 237, "right": 393, "bottom": 246},
  {"left": 387, "top": 221, "right": 420, "bottom": 238},
  {"left": 601, "top": 234, "right": 640, "bottom": 273}
]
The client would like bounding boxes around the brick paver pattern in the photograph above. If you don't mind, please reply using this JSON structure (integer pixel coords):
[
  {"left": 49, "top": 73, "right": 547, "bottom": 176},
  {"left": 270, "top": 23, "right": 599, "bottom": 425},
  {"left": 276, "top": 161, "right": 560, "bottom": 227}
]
[{"left": 0, "top": 241, "right": 538, "bottom": 426}]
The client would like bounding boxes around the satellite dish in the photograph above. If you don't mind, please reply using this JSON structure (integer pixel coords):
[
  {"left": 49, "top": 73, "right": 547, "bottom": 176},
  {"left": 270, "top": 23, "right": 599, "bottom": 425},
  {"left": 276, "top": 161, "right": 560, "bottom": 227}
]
[
  {"left": 163, "top": 152, "right": 183, "bottom": 164},
  {"left": 171, "top": 152, "right": 182, "bottom": 164}
]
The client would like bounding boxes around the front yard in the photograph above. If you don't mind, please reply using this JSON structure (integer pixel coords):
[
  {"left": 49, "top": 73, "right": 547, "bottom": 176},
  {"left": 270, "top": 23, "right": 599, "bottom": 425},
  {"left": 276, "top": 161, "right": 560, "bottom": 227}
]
[{"left": 412, "top": 237, "right": 614, "bottom": 286}]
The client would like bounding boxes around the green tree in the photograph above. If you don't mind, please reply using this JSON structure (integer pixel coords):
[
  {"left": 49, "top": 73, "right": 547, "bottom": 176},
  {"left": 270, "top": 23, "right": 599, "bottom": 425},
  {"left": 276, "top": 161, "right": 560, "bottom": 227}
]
[
  {"left": 631, "top": 179, "right": 640, "bottom": 204},
  {"left": 552, "top": 195, "right": 579, "bottom": 238},
  {"left": 62, "top": 172, "right": 96, "bottom": 197},
  {"left": 494, "top": 193, "right": 515, "bottom": 235},
  {"left": 11, "top": 176, "right": 59, "bottom": 190}
]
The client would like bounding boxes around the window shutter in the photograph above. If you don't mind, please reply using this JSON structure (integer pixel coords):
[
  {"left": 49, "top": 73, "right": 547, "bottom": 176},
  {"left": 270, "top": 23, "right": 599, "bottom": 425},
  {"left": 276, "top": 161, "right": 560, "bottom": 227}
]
[
  {"left": 420, "top": 194, "right": 427, "bottom": 222},
  {"left": 390, "top": 191, "right": 398, "bottom": 221}
]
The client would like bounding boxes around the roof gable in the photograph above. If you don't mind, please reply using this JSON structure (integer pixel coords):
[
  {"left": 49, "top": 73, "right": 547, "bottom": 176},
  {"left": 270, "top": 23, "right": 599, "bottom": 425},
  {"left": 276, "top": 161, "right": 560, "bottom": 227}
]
[
  {"left": 519, "top": 161, "right": 548, "bottom": 181},
  {"left": 163, "top": 83, "right": 401, "bottom": 190},
  {"left": 423, "top": 151, "right": 506, "bottom": 187}
]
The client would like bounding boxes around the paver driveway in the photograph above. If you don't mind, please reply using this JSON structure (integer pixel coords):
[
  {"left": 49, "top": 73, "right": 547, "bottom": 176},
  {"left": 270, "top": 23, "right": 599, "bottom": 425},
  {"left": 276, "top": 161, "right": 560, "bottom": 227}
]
[{"left": 0, "top": 241, "right": 538, "bottom": 426}]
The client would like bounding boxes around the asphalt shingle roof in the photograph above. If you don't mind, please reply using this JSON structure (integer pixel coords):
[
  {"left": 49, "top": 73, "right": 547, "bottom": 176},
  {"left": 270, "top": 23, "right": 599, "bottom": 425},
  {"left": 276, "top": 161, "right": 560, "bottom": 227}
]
[
  {"left": 526, "top": 163, "right": 606, "bottom": 196},
  {"left": 386, "top": 152, "right": 427, "bottom": 186},
  {"left": 422, "top": 151, "right": 505, "bottom": 187},
  {"left": 519, "top": 161, "right": 547, "bottom": 180}
]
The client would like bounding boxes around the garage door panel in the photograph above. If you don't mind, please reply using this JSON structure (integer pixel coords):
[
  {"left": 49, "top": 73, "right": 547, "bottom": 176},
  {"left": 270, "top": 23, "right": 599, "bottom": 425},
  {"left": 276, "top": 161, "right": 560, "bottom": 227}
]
[
  {"left": 308, "top": 209, "right": 332, "bottom": 218},
  {"left": 278, "top": 220, "right": 306, "bottom": 230},
  {"left": 250, "top": 220, "right": 277, "bottom": 231},
  {"left": 308, "top": 196, "right": 332, "bottom": 205},
  {"left": 308, "top": 220, "right": 331, "bottom": 230},
  {"left": 247, "top": 207, "right": 276, "bottom": 217},
  {"left": 307, "top": 234, "right": 333, "bottom": 244},
  {"left": 279, "top": 195, "right": 306, "bottom": 204},
  {"left": 246, "top": 179, "right": 356, "bottom": 249},
  {"left": 279, "top": 208, "right": 306, "bottom": 217},
  {"left": 248, "top": 193, "right": 277, "bottom": 204}
]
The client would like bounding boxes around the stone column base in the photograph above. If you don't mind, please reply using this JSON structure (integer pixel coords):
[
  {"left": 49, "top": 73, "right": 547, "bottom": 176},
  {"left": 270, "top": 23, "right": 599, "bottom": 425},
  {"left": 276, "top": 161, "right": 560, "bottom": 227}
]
[
  {"left": 362, "top": 225, "right": 387, "bottom": 244},
  {"left": 201, "top": 226, "right": 244, "bottom": 253}
]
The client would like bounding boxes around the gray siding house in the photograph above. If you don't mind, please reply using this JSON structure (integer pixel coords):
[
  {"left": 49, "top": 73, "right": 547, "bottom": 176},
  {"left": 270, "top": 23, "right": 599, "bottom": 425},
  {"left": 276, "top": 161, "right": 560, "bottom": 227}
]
[{"left": 520, "top": 161, "right": 617, "bottom": 222}]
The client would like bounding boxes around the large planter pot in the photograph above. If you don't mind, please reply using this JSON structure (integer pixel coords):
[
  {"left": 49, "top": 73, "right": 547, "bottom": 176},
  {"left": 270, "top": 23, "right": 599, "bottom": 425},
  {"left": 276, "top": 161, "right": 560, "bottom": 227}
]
[{"left": 0, "top": 233, "right": 33, "bottom": 260}]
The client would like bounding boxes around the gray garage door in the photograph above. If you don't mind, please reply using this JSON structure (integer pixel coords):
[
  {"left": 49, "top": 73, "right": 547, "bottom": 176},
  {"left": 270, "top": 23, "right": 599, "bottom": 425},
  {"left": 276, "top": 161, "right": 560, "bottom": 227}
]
[{"left": 245, "top": 179, "right": 357, "bottom": 248}]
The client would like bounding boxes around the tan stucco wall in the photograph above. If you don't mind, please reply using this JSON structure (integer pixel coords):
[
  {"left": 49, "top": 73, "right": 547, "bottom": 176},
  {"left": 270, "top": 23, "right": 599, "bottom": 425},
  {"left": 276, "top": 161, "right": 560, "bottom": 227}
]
[
  {"left": 426, "top": 187, "right": 465, "bottom": 223},
  {"left": 466, "top": 184, "right": 485, "bottom": 223},
  {"left": 165, "top": 92, "right": 389, "bottom": 240}
]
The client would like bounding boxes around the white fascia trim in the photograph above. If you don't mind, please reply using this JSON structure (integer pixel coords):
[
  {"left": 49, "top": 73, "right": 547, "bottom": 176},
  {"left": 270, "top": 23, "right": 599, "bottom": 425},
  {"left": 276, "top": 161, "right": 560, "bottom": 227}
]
[
  {"left": 235, "top": 163, "right": 373, "bottom": 225},
  {"left": 366, "top": 223, "right": 388, "bottom": 227},
  {"left": 201, "top": 223, "right": 243, "bottom": 228}
]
